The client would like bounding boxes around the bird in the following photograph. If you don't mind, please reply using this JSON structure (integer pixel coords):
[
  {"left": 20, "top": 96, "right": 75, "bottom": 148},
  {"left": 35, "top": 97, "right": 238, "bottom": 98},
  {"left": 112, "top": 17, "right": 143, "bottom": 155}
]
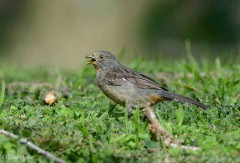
[{"left": 86, "top": 51, "right": 209, "bottom": 114}]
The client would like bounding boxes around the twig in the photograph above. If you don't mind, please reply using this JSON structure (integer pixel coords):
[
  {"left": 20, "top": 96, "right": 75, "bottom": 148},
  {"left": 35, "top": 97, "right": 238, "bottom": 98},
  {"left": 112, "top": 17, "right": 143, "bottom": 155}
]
[
  {"left": 7, "top": 82, "right": 53, "bottom": 89},
  {"left": 143, "top": 106, "right": 200, "bottom": 150},
  {"left": 170, "top": 143, "right": 200, "bottom": 151},
  {"left": 0, "top": 129, "right": 66, "bottom": 163},
  {"left": 143, "top": 106, "right": 178, "bottom": 146}
]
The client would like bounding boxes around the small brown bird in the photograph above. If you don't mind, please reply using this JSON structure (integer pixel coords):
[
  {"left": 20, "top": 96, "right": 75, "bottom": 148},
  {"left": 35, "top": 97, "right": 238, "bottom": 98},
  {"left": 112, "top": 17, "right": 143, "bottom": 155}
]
[{"left": 86, "top": 51, "right": 209, "bottom": 113}]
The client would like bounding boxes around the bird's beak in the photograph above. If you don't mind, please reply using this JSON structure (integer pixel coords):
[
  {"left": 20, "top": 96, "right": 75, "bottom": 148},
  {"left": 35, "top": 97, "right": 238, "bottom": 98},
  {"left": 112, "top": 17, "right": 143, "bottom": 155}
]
[{"left": 85, "top": 54, "right": 96, "bottom": 65}]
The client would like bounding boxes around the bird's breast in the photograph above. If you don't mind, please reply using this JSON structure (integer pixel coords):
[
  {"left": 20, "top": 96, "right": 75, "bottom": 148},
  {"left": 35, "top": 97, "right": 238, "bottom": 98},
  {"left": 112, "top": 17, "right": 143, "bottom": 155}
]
[
  {"left": 96, "top": 72, "right": 167, "bottom": 108},
  {"left": 97, "top": 79, "right": 134, "bottom": 106}
]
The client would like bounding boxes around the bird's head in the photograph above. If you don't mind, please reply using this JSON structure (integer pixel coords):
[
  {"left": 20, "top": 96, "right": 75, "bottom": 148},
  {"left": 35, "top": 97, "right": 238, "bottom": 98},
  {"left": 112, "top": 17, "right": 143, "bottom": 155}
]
[{"left": 85, "top": 51, "right": 120, "bottom": 71}]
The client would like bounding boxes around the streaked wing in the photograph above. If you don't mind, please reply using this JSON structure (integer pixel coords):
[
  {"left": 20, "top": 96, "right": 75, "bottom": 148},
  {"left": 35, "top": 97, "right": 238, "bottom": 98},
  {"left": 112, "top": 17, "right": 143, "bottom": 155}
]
[{"left": 104, "top": 67, "right": 168, "bottom": 91}]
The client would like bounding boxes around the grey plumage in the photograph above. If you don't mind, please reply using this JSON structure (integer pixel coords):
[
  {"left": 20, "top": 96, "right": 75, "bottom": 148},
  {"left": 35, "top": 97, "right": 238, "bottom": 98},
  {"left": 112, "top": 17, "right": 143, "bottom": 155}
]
[{"left": 86, "top": 51, "right": 210, "bottom": 110}]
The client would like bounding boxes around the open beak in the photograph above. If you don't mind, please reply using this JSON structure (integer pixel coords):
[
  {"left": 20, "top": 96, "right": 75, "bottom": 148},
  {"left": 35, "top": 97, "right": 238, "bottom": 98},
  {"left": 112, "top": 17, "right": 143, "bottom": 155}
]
[{"left": 85, "top": 54, "right": 96, "bottom": 65}]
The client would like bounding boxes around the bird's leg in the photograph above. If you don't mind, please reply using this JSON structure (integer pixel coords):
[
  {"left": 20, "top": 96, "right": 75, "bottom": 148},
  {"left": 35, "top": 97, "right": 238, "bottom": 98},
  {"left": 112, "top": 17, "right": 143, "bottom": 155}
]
[
  {"left": 143, "top": 106, "right": 180, "bottom": 147},
  {"left": 126, "top": 105, "right": 133, "bottom": 117},
  {"left": 127, "top": 106, "right": 133, "bottom": 117}
]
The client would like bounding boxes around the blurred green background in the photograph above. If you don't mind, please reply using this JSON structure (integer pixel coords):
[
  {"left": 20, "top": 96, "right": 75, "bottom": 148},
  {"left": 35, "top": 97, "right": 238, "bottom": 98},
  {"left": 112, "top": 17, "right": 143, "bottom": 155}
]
[{"left": 0, "top": 0, "right": 239, "bottom": 68}]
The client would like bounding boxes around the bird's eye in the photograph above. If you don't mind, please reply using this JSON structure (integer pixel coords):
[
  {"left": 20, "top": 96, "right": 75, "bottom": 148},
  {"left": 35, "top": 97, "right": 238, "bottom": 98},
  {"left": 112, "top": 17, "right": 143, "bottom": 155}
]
[{"left": 100, "top": 56, "right": 104, "bottom": 59}]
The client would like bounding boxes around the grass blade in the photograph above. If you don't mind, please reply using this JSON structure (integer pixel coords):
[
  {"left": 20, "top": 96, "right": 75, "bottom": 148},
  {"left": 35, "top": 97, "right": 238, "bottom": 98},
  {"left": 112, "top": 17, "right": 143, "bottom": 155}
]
[
  {"left": 176, "top": 107, "right": 184, "bottom": 127},
  {"left": 185, "top": 40, "right": 199, "bottom": 71},
  {"left": 0, "top": 81, "right": 5, "bottom": 107}
]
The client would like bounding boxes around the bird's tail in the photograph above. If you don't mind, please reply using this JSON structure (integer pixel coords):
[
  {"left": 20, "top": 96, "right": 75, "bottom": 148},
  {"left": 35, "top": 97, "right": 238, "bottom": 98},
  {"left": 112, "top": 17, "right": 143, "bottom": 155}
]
[{"left": 159, "top": 90, "right": 209, "bottom": 109}]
